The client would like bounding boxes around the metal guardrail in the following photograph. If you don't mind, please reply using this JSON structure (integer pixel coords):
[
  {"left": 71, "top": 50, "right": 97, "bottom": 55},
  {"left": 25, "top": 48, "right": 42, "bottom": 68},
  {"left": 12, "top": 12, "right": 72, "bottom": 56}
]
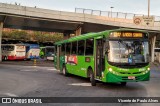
[{"left": 75, "top": 8, "right": 160, "bottom": 22}]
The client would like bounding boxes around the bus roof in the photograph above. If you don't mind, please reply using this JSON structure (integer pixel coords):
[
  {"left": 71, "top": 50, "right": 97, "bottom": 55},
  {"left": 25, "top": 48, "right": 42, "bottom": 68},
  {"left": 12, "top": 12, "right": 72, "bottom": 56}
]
[{"left": 55, "top": 28, "right": 148, "bottom": 45}]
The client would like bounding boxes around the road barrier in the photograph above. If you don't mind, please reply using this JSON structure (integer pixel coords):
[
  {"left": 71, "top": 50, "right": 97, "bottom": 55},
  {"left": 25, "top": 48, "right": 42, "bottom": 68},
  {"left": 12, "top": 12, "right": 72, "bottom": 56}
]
[
  {"left": 33, "top": 58, "right": 37, "bottom": 66},
  {"left": 75, "top": 8, "right": 160, "bottom": 27}
]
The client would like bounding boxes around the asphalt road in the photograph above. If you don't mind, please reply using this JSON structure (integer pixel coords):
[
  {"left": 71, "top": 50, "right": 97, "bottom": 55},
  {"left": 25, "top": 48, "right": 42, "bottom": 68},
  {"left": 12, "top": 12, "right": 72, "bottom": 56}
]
[{"left": 0, "top": 61, "right": 160, "bottom": 106}]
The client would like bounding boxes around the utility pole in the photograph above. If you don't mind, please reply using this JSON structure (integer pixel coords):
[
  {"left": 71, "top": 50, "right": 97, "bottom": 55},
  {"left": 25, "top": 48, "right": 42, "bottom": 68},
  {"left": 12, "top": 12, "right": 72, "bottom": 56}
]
[
  {"left": 148, "top": 0, "right": 150, "bottom": 17},
  {"left": 110, "top": 7, "right": 114, "bottom": 18}
]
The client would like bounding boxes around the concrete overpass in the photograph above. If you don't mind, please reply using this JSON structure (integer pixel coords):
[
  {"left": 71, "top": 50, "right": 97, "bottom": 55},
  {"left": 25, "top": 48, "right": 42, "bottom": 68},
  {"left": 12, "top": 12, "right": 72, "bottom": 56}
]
[
  {"left": 0, "top": 3, "right": 160, "bottom": 33},
  {"left": 0, "top": 3, "right": 160, "bottom": 62}
]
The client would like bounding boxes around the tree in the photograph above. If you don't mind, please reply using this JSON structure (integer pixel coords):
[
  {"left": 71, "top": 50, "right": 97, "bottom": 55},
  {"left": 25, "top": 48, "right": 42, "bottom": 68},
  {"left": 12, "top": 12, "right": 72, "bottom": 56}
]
[
  {"left": 2, "top": 29, "right": 64, "bottom": 43},
  {"left": 10, "top": 30, "right": 28, "bottom": 40},
  {"left": 2, "top": 30, "right": 11, "bottom": 39}
]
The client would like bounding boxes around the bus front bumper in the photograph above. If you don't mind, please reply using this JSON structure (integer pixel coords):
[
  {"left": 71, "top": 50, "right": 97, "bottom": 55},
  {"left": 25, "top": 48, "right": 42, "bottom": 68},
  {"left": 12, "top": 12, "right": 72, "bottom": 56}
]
[{"left": 106, "top": 72, "right": 150, "bottom": 83}]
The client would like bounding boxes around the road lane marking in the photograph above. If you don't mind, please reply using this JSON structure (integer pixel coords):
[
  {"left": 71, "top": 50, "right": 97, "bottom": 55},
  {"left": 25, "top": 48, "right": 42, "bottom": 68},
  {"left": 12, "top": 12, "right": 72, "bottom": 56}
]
[
  {"left": 47, "top": 68, "right": 56, "bottom": 71},
  {"left": 3, "top": 93, "right": 18, "bottom": 97},
  {"left": 68, "top": 83, "right": 91, "bottom": 87},
  {"left": 19, "top": 69, "right": 38, "bottom": 72}
]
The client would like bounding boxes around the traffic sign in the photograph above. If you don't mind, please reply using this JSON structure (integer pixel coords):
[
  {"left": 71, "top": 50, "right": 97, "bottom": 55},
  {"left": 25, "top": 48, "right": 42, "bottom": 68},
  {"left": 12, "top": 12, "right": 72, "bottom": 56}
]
[
  {"left": 133, "top": 16, "right": 155, "bottom": 26},
  {"left": 142, "top": 16, "right": 154, "bottom": 26},
  {"left": 134, "top": 17, "right": 142, "bottom": 25}
]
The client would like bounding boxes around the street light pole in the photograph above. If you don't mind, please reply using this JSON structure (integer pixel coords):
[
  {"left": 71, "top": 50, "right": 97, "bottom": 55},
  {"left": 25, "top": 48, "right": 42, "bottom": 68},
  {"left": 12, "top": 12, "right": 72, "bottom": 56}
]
[
  {"left": 148, "top": 0, "right": 150, "bottom": 17},
  {"left": 110, "top": 6, "right": 114, "bottom": 18}
]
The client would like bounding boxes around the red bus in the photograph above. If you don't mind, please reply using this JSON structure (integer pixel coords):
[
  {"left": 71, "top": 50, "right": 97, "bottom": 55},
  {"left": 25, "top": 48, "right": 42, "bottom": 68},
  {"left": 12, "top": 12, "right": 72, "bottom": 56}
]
[{"left": 2, "top": 44, "right": 26, "bottom": 60}]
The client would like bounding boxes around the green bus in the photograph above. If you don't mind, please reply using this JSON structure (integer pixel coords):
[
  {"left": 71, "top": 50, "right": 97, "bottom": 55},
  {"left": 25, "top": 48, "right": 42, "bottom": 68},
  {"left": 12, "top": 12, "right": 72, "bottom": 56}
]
[
  {"left": 54, "top": 29, "right": 150, "bottom": 86},
  {"left": 40, "top": 46, "right": 55, "bottom": 60}
]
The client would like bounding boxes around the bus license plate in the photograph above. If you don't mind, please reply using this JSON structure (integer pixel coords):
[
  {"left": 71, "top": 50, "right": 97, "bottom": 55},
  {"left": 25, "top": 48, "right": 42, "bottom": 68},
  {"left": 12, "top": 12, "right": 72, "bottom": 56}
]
[{"left": 128, "top": 76, "right": 135, "bottom": 80}]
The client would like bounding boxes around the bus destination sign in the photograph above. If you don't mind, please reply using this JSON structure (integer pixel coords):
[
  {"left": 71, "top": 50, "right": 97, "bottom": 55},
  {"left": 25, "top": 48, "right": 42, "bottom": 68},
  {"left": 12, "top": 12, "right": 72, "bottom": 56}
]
[{"left": 110, "top": 32, "right": 143, "bottom": 38}]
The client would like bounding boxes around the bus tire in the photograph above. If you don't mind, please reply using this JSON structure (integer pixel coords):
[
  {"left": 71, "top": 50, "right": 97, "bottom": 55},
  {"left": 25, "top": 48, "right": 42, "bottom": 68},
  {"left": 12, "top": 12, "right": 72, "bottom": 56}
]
[
  {"left": 121, "top": 82, "right": 127, "bottom": 86},
  {"left": 62, "top": 65, "right": 68, "bottom": 76},
  {"left": 89, "top": 70, "right": 96, "bottom": 86}
]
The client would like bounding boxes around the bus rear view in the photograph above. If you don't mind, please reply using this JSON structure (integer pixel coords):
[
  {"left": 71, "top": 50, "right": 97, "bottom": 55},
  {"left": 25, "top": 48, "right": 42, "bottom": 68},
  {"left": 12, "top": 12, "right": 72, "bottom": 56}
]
[{"left": 2, "top": 44, "right": 26, "bottom": 60}]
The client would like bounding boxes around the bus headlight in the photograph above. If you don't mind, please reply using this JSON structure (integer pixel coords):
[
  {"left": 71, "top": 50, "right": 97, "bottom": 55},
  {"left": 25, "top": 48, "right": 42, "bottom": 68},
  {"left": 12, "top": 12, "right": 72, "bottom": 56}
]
[
  {"left": 142, "top": 69, "right": 149, "bottom": 75},
  {"left": 109, "top": 68, "right": 113, "bottom": 72},
  {"left": 147, "top": 68, "right": 150, "bottom": 71},
  {"left": 108, "top": 68, "right": 119, "bottom": 75}
]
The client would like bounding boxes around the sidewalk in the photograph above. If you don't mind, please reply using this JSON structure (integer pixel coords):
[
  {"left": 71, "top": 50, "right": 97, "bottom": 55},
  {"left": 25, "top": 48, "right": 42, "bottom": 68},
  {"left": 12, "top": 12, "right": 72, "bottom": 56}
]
[{"left": 150, "top": 62, "right": 160, "bottom": 71}]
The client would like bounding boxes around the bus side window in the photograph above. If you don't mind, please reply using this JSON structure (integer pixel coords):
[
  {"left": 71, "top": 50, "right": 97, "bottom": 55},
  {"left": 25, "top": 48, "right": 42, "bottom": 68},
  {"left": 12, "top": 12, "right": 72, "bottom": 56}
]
[
  {"left": 66, "top": 43, "right": 71, "bottom": 55},
  {"left": 61, "top": 44, "right": 65, "bottom": 56},
  {"left": 71, "top": 41, "right": 77, "bottom": 55},
  {"left": 85, "top": 39, "right": 94, "bottom": 55},
  {"left": 78, "top": 40, "right": 85, "bottom": 55}
]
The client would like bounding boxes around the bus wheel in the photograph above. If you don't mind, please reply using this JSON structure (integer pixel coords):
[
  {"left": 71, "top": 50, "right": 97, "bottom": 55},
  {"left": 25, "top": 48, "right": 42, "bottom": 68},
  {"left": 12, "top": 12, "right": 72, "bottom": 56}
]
[
  {"left": 62, "top": 65, "right": 68, "bottom": 76},
  {"left": 89, "top": 71, "right": 96, "bottom": 86},
  {"left": 121, "top": 82, "right": 127, "bottom": 86}
]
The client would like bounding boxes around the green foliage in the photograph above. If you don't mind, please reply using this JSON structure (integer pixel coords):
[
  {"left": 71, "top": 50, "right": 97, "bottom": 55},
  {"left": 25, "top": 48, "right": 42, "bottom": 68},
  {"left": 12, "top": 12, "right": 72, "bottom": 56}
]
[
  {"left": 3, "top": 30, "right": 28, "bottom": 40},
  {"left": 34, "top": 31, "right": 44, "bottom": 42},
  {"left": 10, "top": 30, "right": 28, "bottom": 40},
  {"left": 34, "top": 32, "right": 63, "bottom": 42},
  {"left": 52, "top": 33, "right": 63, "bottom": 42},
  {"left": 2, "top": 29, "right": 64, "bottom": 43},
  {"left": 2, "top": 30, "right": 11, "bottom": 38}
]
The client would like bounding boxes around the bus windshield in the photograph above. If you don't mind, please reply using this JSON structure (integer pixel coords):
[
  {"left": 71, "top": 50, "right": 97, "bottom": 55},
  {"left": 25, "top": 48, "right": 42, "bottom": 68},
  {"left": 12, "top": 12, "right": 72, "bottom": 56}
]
[
  {"left": 46, "top": 47, "right": 55, "bottom": 56},
  {"left": 2, "top": 45, "right": 14, "bottom": 51},
  {"left": 108, "top": 40, "right": 149, "bottom": 64}
]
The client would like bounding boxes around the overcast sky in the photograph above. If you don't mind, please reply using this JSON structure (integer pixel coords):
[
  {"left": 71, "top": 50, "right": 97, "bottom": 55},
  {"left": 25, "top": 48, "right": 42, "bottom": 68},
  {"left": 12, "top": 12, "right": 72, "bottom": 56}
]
[{"left": 0, "top": 0, "right": 159, "bottom": 16}]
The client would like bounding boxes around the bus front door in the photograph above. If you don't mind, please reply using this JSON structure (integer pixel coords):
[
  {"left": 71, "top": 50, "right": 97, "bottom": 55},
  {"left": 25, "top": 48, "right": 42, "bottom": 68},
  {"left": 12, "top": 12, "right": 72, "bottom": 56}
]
[
  {"left": 95, "top": 39, "right": 105, "bottom": 79},
  {"left": 57, "top": 46, "right": 61, "bottom": 70}
]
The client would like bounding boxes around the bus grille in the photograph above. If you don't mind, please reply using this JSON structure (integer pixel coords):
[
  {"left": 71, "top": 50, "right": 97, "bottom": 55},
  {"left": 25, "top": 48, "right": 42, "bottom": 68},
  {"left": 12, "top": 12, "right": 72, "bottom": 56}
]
[
  {"left": 119, "top": 72, "right": 131, "bottom": 74},
  {"left": 119, "top": 72, "right": 143, "bottom": 75},
  {"left": 133, "top": 72, "right": 142, "bottom": 74}
]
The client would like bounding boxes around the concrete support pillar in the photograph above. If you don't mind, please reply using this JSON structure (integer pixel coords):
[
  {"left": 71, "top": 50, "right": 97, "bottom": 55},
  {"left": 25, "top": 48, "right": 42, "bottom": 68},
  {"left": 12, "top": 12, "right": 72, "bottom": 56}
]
[
  {"left": 0, "top": 22, "right": 3, "bottom": 62},
  {"left": 158, "top": 53, "right": 160, "bottom": 63},
  {"left": 75, "top": 27, "right": 81, "bottom": 36},
  {"left": 151, "top": 35, "right": 156, "bottom": 62}
]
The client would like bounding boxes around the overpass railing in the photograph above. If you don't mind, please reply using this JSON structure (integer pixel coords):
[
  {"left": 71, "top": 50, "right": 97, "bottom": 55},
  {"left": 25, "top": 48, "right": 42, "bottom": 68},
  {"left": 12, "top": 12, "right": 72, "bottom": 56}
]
[{"left": 75, "top": 8, "right": 160, "bottom": 23}]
